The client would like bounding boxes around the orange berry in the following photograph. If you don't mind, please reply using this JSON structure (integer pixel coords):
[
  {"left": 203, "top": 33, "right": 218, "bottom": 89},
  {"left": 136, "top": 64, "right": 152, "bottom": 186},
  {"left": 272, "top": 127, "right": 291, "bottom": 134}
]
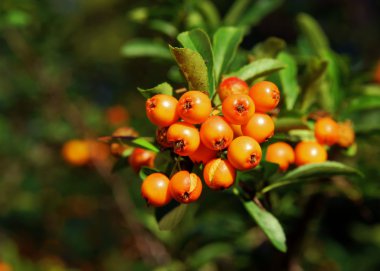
[
  {"left": 294, "top": 141, "right": 327, "bottom": 166},
  {"left": 314, "top": 117, "right": 339, "bottom": 146},
  {"left": 227, "top": 136, "right": 262, "bottom": 170},
  {"left": 141, "top": 173, "right": 172, "bottom": 207},
  {"left": 169, "top": 171, "right": 202, "bottom": 203},
  {"left": 203, "top": 158, "right": 236, "bottom": 190},
  {"left": 230, "top": 124, "right": 243, "bottom": 138},
  {"left": 146, "top": 94, "right": 179, "bottom": 127},
  {"left": 62, "top": 139, "right": 90, "bottom": 166},
  {"left": 222, "top": 94, "right": 255, "bottom": 125},
  {"left": 374, "top": 60, "right": 380, "bottom": 84},
  {"left": 218, "top": 77, "right": 249, "bottom": 101},
  {"left": 128, "top": 148, "right": 156, "bottom": 173},
  {"left": 249, "top": 81, "right": 280, "bottom": 113},
  {"left": 167, "top": 122, "right": 200, "bottom": 156},
  {"left": 265, "top": 142, "right": 295, "bottom": 171},
  {"left": 106, "top": 105, "right": 129, "bottom": 125},
  {"left": 337, "top": 121, "right": 355, "bottom": 148},
  {"left": 88, "top": 140, "right": 111, "bottom": 163},
  {"left": 177, "top": 91, "right": 212, "bottom": 124},
  {"left": 241, "top": 113, "right": 275, "bottom": 143},
  {"left": 188, "top": 142, "right": 218, "bottom": 165},
  {"left": 200, "top": 116, "right": 234, "bottom": 150}
]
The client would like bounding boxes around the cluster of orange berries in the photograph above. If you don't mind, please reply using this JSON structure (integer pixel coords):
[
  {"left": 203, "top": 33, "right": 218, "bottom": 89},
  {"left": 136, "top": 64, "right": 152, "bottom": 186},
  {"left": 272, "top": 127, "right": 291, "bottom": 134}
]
[
  {"left": 142, "top": 77, "right": 282, "bottom": 207},
  {"left": 265, "top": 117, "right": 355, "bottom": 171}
]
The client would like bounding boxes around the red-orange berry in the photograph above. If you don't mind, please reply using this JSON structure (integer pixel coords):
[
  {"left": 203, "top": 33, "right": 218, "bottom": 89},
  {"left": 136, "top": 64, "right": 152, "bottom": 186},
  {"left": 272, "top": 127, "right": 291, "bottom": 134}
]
[
  {"left": 146, "top": 94, "right": 179, "bottom": 127},
  {"left": 169, "top": 171, "right": 202, "bottom": 203},
  {"left": 294, "top": 141, "right": 327, "bottom": 166},
  {"left": 203, "top": 158, "right": 236, "bottom": 190},
  {"left": 177, "top": 91, "right": 212, "bottom": 124},
  {"left": 62, "top": 140, "right": 90, "bottom": 166},
  {"left": 314, "top": 117, "right": 339, "bottom": 146},
  {"left": 128, "top": 148, "right": 156, "bottom": 173},
  {"left": 200, "top": 116, "right": 234, "bottom": 150},
  {"left": 265, "top": 142, "right": 295, "bottom": 171},
  {"left": 218, "top": 77, "right": 249, "bottom": 101},
  {"left": 227, "top": 136, "right": 262, "bottom": 170},
  {"left": 241, "top": 113, "right": 275, "bottom": 143},
  {"left": 222, "top": 94, "right": 255, "bottom": 125},
  {"left": 249, "top": 81, "right": 280, "bottom": 113},
  {"left": 188, "top": 142, "right": 218, "bottom": 165},
  {"left": 141, "top": 173, "right": 172, "bottom": 207},
  {"left": 167, "top": 122, "right": 200, "bottom": 156}
]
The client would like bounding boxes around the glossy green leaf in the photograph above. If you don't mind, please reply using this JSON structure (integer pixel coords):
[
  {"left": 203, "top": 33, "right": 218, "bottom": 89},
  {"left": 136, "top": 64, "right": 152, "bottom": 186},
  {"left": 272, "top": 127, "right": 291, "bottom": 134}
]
[
  {"left": 241, "top": 199, "right": 287, "bottom": 252},
  {"left": 177, "top": 29, "right": 215, "bottom": 95},
  {"left": 131, "top": 138, "right": 160, "bottom": 153},
  {"left": 346, "top": 95, "right": 380, "bottom": 112},
  {"left": 252, "top": 37, "right": 286, "bottom": 59},
  {"left": 158, "top": 203, "right": 188, "bottom": 230},
  {"left": 213, "top": 27, "right": 244, "bottom": 83},
  {"left": 227, "top": 58, "right": 285, "bottom": 81},
  {"left": 121, "top": 40, "right": 171, "bottom": 59},
  {"left": 137, "top": 82, "right": 173, "bottom": 99},
  {"left": 170, "top": 45, "right": 209, "bottom": 92},
  {"left": 278, "top": 52, "right": 300, "bottom": 110},
  {"left": 262, "top": 161, "right": 364, "bottom": 193}
]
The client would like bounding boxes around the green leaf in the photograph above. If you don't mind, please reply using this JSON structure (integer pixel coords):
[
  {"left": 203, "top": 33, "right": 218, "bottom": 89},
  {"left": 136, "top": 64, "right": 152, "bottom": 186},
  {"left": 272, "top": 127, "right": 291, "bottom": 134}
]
[
  {"left": 196, "top": 0, "right": 221, "bottom": 31},
  {"left": 300, "top": 58, "right": 328, "bottom": 112},
  {"left": 131, "top": 138, "right": 160, "bottom": 153},
  {"left": 170, "top": 45, "right": 209, "bottom": 92},
  {"left": 345, "top": 95, "right": 380, "bottom": 112},
  {"left": 262, "top": 161, "right": 364, "bottom": 193},
  {"left": 226, "top": 0, "right": 283, "bottom": 28},
  {"left": 213, "top": 27, "right": 244, "bottom": 83},
  {"left": 227, "top": 58, "right": 285, "bottom": 81},
  {"left": 177, "top": 29, "right": 215, "bottom": 95},
  {"left": 296, "top": 13, "right": 329, "bottom": 56},
  {"left": 275, "top": 117, "right": 309, "bottom": 132},
  {"left": 278, "top": 52, "right": 300, "bottom": 110},
  {"left": 121, "top": 40, "right": 172, "bottom": 59},
  {"left": 137, "top": 82, "right": 173, "bottom": 99},
  {"left": 148, "top": 20, "right": 178, "bottom": 37},
  {"left": 157, "top": 203, "right": 188, "bottom": 230},
  {"left": 241, "top": 198, "right": 287, "bottom": 252},
  {"left": 252, "top": 37, "right": 286, "bottom": 59}
]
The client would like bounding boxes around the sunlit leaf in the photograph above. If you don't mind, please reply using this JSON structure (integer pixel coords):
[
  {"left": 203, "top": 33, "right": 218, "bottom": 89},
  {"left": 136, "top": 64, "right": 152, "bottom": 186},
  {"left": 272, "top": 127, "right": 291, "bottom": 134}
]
[
  {"left": 278, "top": 52, "right": 300, "bottom": 110},
  {"left": 121, "top": 40, "right": 171, "bottom": 59},
  {"left": 148, "top": 20, "right": 178, "bottom": 37},
  {"left": 241, "top": 199, "right": 287, "bottom": 252},
  {"left": 131, "top": 138, "right": 160, "bottom": 152},
  {"left": 213, "top": 27, "right": 244, "bottom": 83},
  {"left": 139, "top": 166, "right": 159, "bottom": 180},
  {"left": 177, "top": 29, "right": 215, "bottom": 95},
  {"left": 138, "top": 82, "right": 173, "bottom": 99},
  {"left": 227, "top": 58, "right": 285, "bottom": 81},
  {"left": 170, "top": 46, "right": 209, "bottom": 92}
]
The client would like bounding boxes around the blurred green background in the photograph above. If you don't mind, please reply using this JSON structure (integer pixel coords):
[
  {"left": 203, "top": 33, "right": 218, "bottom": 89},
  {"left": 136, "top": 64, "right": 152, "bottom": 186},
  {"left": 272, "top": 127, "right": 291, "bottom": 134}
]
[{"left": 1, "top": 0, "right": 380, "bottom": 270}]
